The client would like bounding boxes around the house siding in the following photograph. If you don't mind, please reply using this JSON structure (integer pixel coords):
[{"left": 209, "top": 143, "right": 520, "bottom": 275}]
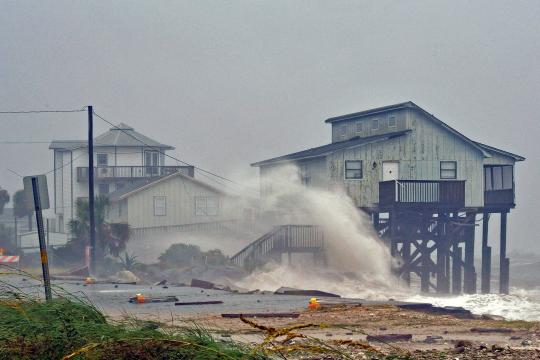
[
  {"left": 260, "top": 108, "right": 518, "bottom": 209},
  {"left": 115, "top": 176, "right": 240, "bottom": 229}
]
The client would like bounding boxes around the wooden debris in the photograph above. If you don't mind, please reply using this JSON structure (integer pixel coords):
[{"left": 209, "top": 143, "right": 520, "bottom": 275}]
[
  {"left": 221, "top": 313, "right": 300, "bottom": 318},
  {"left": 366, "top": 334, "right": 413, "bottom": 342},
  {"left": 470, "top": 327, "right": 514, "bottom": 333},
  {"left": 174, "top": 300, "right": 223, "bottom": 306}
]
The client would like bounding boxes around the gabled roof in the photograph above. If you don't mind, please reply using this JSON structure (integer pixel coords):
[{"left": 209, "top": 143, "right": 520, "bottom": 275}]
[
  {"left": 108, "top": 172, "right": 228, "bottom": 202},
  {"left": 49, "top": 123, "right": 174, "bottom": 150},
  {"left": 474, "top": 142, "right": 525, "bottom": 161},
  {"left": 326, "top": 101, "right": 491, "bottom": 157},
  {"left": 251, "top": 130, "right": 411, "bottom": 167}
]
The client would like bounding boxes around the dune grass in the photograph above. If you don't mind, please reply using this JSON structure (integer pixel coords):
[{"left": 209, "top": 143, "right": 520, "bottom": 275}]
[{"left": 0, "top": 267, "right": 268, "bottom": 360}]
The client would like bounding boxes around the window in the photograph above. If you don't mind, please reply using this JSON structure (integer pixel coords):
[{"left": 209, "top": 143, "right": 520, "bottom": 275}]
[
  {"left": 98, "top": 183, "right": 109, "bottom": 194},
  {"left": 485, "top": 165, "right": 513, "bottom": 190},
  {"left": 345, "top": 160, "right": 363, "bottom": 179},
  {"left": 355, "top": 121, "right": 362, "bottom": 133},
  {"left": 371, "top": 119, "right": 379, "bottom": 130},
  {"left": 440, "top": 161, "right": 457, "bottom": 179},
  {"left": 97, "top": 154, "right": 108, "bottom": 167},
  {"left": 206, "top": 197, "right": 219, "bottom": 216},
  {"left": 153, "top": 196, "right": 166, "bottom": 216},
  {"left": 388, "top": 116, "right": 396, "bottom": 127},
  {"left": 340, "top": 125, "right": 347, "bottom": 137},
  {"left": 195, "top": 196, "right": 220, "bottom": 216}
]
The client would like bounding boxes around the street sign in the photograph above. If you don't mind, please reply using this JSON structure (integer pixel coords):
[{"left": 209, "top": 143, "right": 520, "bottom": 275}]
[{"left": 23, "top": 175, "right": 49, "bottom": 210}]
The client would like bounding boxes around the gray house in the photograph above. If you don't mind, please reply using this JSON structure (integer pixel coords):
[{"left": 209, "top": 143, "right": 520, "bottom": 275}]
[{"left": 252, "top": 101, "right": 524, "bottom": 295}]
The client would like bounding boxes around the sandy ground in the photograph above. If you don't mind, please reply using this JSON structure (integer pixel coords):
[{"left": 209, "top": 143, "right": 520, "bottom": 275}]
[{"left": 111, "top": 303, "right": 540, "bottom": 358}]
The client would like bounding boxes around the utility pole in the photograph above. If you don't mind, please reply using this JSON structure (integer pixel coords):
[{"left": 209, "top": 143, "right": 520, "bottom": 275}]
[{"left": 88, "top": 106, "right": 96, "bottom": 274}]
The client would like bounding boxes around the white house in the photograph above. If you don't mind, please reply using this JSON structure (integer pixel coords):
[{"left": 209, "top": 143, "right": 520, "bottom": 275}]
[
  {"left": 105, "top": 171, "right": 249, "bottom": 262},
  {"left": 49, "top": 123, "right": 192, "bottom": 233}
]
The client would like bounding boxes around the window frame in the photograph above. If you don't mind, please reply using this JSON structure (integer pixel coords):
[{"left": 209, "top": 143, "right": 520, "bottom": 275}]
[
  {"left": 96, "top": 153, "right": 108, "bottom": 167},
  {"left": 484, "top": 165, "right": 514, "bottom": 191},
  {"left": 371, "top": 118, "right": 379, "bottom": 131},
  {"left": 194, "top": 196, "right": 220, "bottom": 216},
  {"left": 388, "top": 116, "right": 397, "bottom": 128},
  {"left": 440, "top": 161, "right": 457, "bottom": 179},
  {"left": 344, "top": 160, "right": 363, "bottom": 180},
  {"left": 153, "top": 196, "right": 167, "bottom": 216}
]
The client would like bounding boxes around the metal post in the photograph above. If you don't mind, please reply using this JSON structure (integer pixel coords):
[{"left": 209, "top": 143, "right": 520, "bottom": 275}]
[
  {"left": 88, "top": 106, "right": 96, "bottom": 275},
  {"left": 31, "top": 177, "right": 52, "bottom": 301},
  {"left": 481, "top": 213, "right": 491, "bottom": 293}
]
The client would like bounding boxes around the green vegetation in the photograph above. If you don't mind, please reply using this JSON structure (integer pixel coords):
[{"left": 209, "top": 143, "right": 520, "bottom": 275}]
[
  {"left": 0, "top": 273, "right": 267, "bottom": 360},
  {"left": 0, "top": 187, "right": 9, "bottom": 215},
  {"left": 118, "top": 251, "right": 141, "bottom": 271},
  {"left": 13, "top": 189, "right": 33, "bottom": 232},
  {"left": 67, "top": 196, "right": 130, "bottom": 259},
  {"left": 159, "top": 243, "right": 228, "bottom": 267}
]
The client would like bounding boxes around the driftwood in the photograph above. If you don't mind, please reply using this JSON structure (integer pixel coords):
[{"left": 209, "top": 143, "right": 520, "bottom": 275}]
[
  {"left": 221, "top": 313, "right": 300, "bottom": 318},
  {"left": 470, "top": 327, "right": 514, "bottom": 333},
  {"left": 175, "top": 300, "right": 223, "bottom": 306},
  {"left": 366, "top": 334, "right": 413, "bottom": 342}
]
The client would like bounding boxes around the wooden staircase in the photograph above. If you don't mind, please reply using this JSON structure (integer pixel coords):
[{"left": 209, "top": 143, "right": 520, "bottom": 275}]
[{"left": 230, "top": 225, "right": 325, "bottom": 271}]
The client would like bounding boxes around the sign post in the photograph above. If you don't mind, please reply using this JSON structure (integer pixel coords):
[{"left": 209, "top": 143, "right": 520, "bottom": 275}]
[{"left": 23, "top": 175, "right": 52, "bottom": 301}]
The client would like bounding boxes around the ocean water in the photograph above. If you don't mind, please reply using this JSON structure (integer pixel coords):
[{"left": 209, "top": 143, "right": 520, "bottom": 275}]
[
  {"left": 407, "top": 288, "right": 540, "bottom": 321},
  {"left": 235, "top": 264, "right": 540, "bottom": 321}
]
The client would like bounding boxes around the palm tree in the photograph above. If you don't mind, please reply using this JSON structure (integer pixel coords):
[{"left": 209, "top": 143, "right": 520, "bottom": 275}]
[
  {"left": 13, "top": 190, "right": 32, "bottom": 231},
  {"left": 0, "top": 187, "right": 9, "bottom": 215},
  {"left": 68, "top": 196, "right": 130, "bottom": 260}
]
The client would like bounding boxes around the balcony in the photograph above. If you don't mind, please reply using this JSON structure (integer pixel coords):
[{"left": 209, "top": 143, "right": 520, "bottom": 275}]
[
  {"left": 379, "top": 180, "right": 465, "bottom": 209},
  {"left": 77, "top": 166, "right": 194, "bottom": 182}
]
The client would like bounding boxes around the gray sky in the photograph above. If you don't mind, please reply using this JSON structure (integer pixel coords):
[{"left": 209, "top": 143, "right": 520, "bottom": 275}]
[{"left": 1, "top": 1, "right": 539, "bottom": 252}]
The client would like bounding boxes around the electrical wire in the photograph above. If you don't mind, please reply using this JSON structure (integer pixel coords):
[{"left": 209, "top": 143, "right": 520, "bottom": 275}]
[
  {"left": 0, "top": 109, "right": 85, "bottom": 114},
  {"left": 92, "top": 110, "right": 257, "bottom": 193}
]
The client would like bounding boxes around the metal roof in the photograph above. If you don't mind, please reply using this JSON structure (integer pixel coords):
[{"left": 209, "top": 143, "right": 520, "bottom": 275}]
[
  {"left": 251, "top": 130, "right": 411, "bottom": 167},
  {"left": 108, "top": 172, "right": 229, "bottom": 202},
  {"left": 49, "top": 123, "right": 174, "bottom": 150}
]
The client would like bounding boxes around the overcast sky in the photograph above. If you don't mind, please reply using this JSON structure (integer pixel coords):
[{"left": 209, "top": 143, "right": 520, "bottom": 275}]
[{"left": 1, "top": 1, "right": 539, "bottom": 252}]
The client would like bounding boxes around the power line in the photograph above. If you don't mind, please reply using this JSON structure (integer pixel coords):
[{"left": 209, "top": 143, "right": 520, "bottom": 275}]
[
  {"left": 92, "top": 111, "right": 257, "bottom": 193},
  {"left": 0, "top": 141, "right": 52, "bottom": 144},
  {"left": 0, "top": 109, "right": 86, "bottom": 114}
]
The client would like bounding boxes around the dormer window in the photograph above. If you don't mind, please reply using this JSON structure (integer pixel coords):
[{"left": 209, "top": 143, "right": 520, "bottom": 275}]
[
  {"left": 372, "top": 119, "right": 379, "bottom": 130},
  {"left": 388, "top": 116, "right": 396, "bottom": 128},
  {"left": 356, "top": 121, "right": 362, "bottom": 133},
  {"left": 340, "top": 125, "right": 347, "bottom": 137}
]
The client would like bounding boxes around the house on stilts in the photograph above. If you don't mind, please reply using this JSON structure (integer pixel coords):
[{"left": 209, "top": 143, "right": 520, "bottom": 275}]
[{"left": 251, "top": 101, "right": 524, "bottom": 294}]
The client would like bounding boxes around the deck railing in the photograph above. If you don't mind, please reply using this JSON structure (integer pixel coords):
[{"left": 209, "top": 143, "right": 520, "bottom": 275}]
[
  {"left": 77, "top": 165, "right": 194, "bottom": 181},
  {"left": 379, "top": 180, "right": 465, "bottom": 208}
]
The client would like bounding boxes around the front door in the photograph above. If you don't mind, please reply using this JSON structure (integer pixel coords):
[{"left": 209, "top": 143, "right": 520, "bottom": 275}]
[
  {"left": 145, "top": 151, "right": 160, "bottom": 176},
  {"left": 382, "top": 161, "right": 399, "bottom": 181}
]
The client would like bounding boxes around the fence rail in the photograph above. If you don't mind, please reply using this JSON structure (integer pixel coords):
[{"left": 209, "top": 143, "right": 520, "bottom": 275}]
[
  {"left": 77, "top": 166, "right": 194, "bottom": 181},
  {"left": 379, "top": 180, "right": 465, "bottom": 208}
]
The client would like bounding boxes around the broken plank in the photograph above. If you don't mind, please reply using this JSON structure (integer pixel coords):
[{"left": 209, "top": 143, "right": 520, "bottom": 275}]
[
  {"left": 221, "top": 313, "right": 300, "bottom": 318},
  {"left": 175, "top": 300, "right": 224, "bottom": 306}
]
